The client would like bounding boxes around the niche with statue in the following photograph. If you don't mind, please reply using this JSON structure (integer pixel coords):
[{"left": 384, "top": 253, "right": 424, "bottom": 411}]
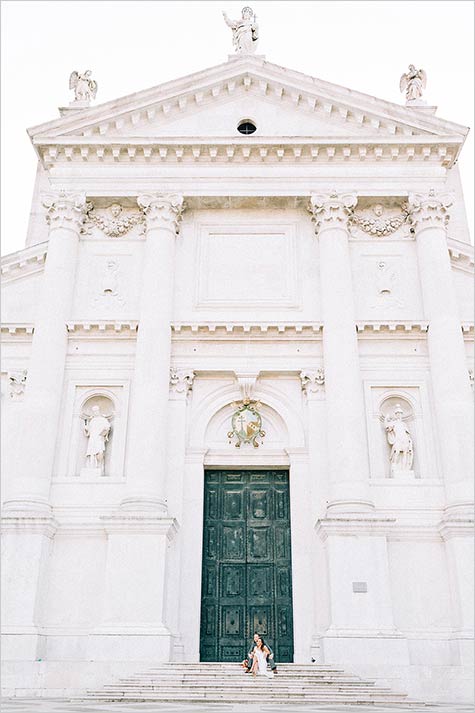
[
  {"left": 380, "top": 396, "right": 417, "bottom": 478},
  {"left": 78, "top": 394, "right": 115, "bottom": 477}
]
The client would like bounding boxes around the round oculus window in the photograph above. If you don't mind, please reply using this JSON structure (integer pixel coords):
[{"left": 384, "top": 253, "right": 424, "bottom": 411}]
[{"left": 237, "top": 120, "right": 257, "bottom": 135}]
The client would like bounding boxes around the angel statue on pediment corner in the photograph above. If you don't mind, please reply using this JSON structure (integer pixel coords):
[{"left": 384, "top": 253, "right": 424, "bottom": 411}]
[{"left": 69, "top": 70, "right": 98, "bottom": 103}]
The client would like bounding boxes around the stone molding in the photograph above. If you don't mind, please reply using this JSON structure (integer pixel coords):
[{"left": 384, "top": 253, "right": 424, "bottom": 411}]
[
  {"left": 42, "top": 191, "right": 88, "bottom": 233},
  {"left": 0, "top": 324, "right": 34, "bottom": 336},
  {"left": 172, "top": 323, "right": 323, "bottom": 336},
  {"left": 37, "top": 139, "right": 459, "bottom": 168},
  {"left": 100, "top": 514, "right": 178, "bottom": 539},
  {"left": 65, "top": 321, "right": 138, "bottom": 336},
  {"left": 1, "top": 514, "right": 58, "bottom": 538},
  {"left": 315, "top": 515, "right": 396, "bottom": 541},
  {"left": 137, "top": 193, "right": 184, "bottom": 234},
  {"left": 407, "top": 189, "right": 454, "bottom": 231},
  {"left": 1, "top": 246, "right": 47, "bottom": 281},
  {"left": 356, "top": 321, "right": 429, "bottom": 333},
  {"left": 309, "top": 192, "right": 358, "bottom": 234}
]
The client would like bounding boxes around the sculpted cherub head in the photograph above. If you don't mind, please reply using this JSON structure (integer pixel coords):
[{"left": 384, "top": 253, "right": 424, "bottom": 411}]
[
  {"left": 109, "top": 203, "right": 122, "bottom": 218},
  {"left": 372, "top": 203, "right": 384, "bottom": 217}
]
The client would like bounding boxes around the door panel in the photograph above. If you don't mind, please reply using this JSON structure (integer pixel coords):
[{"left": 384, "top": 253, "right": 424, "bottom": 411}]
[{"left": 200, "top": 470, "right": 294, "bottom": 662}]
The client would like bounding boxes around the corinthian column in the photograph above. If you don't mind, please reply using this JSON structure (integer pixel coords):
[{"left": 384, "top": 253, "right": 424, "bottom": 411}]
[
  {"left": 3, "top": 191, "right": 87, "bottom": 512},
  {"left": 408, "top": 190, "right": 473, "bottom": 510},
  {"left": 122, "top": 193, "right": 184, "bottom": 512},
  {"left": 309, "top": 193, "right": 372, "bottom": 512}
]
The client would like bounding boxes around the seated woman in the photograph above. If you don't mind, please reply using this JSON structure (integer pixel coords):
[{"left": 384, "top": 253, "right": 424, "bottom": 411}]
[{"left": 250, "top": 636, "right": 274, "bottom": 678}]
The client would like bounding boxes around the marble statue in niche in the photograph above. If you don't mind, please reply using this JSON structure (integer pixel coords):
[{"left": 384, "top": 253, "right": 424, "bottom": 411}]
[
  {"left": 69, "top": 70, "right": 97, "bottom": 103},
  {"left": 83, "top": 405, "right": 111, "bottom": 475},
  {"left": 384, "top": 404, "right": 414, "bottom": 475},
  {"left": 399, "top": 65, "right": 427, "bottom": 103},
  {"left": 223, "top": 6, "right": 259, "bottom": 54}
]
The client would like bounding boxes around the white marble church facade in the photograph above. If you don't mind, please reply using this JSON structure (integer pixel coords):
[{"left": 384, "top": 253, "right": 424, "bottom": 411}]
[{"left": 1, "top": 38, "right": 474, "bottom": 703}]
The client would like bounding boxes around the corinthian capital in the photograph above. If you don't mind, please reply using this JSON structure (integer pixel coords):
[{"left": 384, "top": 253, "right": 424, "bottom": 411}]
[
  {"left": 42, "top": 191, "right": 87, "bottom": 232},
  {"left": 137, "top": 193, "right": 185, "bottom": 235},
  {"left": 407, "top": 189, "right": 454, "bottom": 231},
  {"left": 169, "top": 367, "right": 195, "bottom": 398},
  {"left": 309, "top": 192, "right": 358, "bottom": 234}
]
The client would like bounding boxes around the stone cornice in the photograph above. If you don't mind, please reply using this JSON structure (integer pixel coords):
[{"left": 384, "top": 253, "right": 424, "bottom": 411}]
[
  {"left": 66, "top": 321, "right": 138, "bottom": 337},
  {"left": 35, "top": 136, "right": 461, "bottom": 169},
  {"left": 171, "top": 323, "right": 323, "bottom": 338},
  {"left": 2, "top": 321, "right": 472, "bottom": 342},
  {"left": 1, "top": 243, "right": 47, "bottom": 282},
  {"left": 356, "top": 321, "right": 429, "bottom": 333},
  {"left": 0, "top": 324, "right": 34, "bottom": 338}
]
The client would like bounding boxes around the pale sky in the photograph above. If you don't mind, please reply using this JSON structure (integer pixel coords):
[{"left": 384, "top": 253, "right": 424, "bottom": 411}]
[{"left": 1, "top": 0, "right": 473, "bottom": 256}]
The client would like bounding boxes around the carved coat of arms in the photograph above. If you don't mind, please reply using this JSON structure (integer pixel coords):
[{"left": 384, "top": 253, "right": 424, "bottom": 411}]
[{"left": 228, "top": 399, "right": 265, "bottom": 448}]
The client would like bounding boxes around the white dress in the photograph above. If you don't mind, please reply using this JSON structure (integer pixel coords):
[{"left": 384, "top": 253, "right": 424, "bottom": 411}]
[{"left": 254, "top": 648, "right": 274, "bottom": 678}]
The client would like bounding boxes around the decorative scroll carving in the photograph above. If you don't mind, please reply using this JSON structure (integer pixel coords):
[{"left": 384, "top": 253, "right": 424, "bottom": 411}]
[
  {"left": 300, "top": 369, "right": 325, "bottom": 398},
  {"left": 8, "top": 369, "right": 27, "bottom": 400},
  {"left": 407, "top": 189, "right": 453, "bottom": 231},
  {"left": 85, "top": 203, "right": 144, "bottom": 237},
  {"left": 223, "top": 6, "right": 259, "bottom": 54},
  {"left": 309, "top": 192, "right": 357, "bottom": 234},
  {"left": 350, "top": 203, "right": 409, "bottom": 237},
  {"left": 42, "top": 191, "right": 88, "bottom": 232},
  {"left": 137, "top": 193, "right": 185, "bottom": 234},
  {"left": 169, "top": 368, "right": 195, "bottom": 395}
]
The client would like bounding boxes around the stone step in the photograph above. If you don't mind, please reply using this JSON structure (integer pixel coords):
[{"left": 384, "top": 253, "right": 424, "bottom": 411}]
[
  {"left": 87, "top": 697, "right": 418, "bottom": 706},
  {"left": 87, "top": 661, "right": 418, "bottom": 707}
]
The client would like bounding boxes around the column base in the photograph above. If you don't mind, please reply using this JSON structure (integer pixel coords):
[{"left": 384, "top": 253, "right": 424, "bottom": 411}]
[
  {"left": 2, "top": 497, "right": 52, "bottom": 516},
  {"left": 119, "top": 496, "right": 168, "bottom": 514},
  {"left": 326, "top": 499, "right": 374, "bottom": 514},
  {"left": 327, "top": 480, "right": 374, "bottom": 513}
]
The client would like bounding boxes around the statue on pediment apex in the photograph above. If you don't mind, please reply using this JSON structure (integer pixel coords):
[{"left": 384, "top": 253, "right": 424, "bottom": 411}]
[
  {"left": 399, "top": 65, "right": 427, "bottom": 104},
  {"left": 223, "top": 6, "right": 259, "bottom": 54}
]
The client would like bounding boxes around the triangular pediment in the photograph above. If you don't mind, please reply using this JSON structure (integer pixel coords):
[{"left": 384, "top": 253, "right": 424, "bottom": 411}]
[{"left": 29, "top": 56, "right": 468, "bottom": 145}]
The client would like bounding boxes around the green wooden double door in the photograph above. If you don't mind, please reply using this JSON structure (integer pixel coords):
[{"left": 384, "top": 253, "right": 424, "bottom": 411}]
[{"left": 200, "top": 470, "right": 294, "bottom": 662}]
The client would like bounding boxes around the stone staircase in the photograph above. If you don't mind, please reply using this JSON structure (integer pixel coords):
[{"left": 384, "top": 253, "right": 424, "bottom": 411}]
[{"left": 87, "top": 662, "right": 420, "bottom": 705}]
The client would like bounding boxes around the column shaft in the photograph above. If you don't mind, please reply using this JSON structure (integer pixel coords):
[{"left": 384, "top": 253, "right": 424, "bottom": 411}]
[
  {"left": 122, "top": 193, "right": 184, "bottom": 512},
  {"left": 310, "top": 193, "right": 372, "bottom": 512},
  {"left": 409, "top": 191, "right": 473, "bottom": 508},
  {"left": 4, "top": 192, "right": 86, "bottom": 511}
]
